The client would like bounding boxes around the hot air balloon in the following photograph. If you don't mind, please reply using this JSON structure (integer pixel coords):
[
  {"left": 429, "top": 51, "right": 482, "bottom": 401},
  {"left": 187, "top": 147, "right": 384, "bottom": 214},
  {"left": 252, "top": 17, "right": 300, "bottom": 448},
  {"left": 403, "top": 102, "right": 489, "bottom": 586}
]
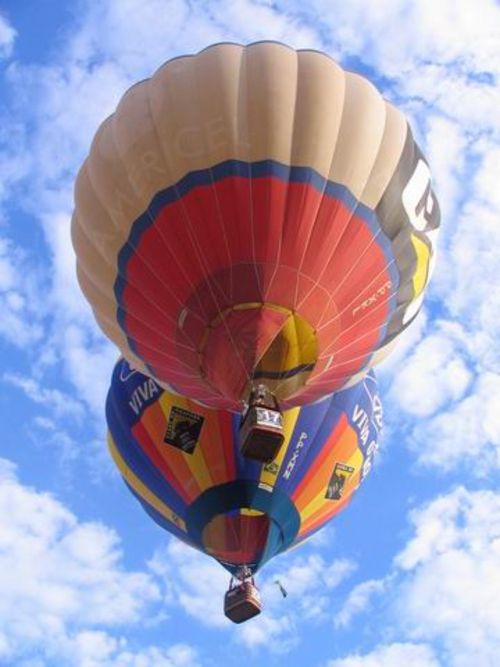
[
  {"left": 74, "top": 41, "right": 438, "bottom": 423},
  {"left": 106, "top": 357, "right": 383, "bottom": 622}
]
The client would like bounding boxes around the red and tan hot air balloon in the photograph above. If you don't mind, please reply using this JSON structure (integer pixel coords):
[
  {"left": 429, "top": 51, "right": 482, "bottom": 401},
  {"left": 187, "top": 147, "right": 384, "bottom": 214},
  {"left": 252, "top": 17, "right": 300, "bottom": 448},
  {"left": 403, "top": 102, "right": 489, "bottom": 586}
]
[{"left": 72, "top": 42, "right": 439, "bottom": 413}]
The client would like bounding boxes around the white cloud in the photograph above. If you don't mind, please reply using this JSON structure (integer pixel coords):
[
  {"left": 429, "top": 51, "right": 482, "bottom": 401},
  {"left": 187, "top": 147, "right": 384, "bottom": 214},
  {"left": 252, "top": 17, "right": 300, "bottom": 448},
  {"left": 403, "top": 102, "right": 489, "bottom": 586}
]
[
  {"left": 388, "top": 321, "right": 472, "bottom": 419},
  {"left": 382, "top": 315, "right": 500, "bottom": 473},
  {"left": 0, "top": 12, "right": 16, "bottom": 59},
  {"left": 325, "top": 642, "right": 440, "bottom": 667},
  {"left": 68, "top": 0, "right": 321, "bottom": 78},
  {"left": 334, "top": 578, "right": 386, "bottom": 629},
  {"left": 148, "top": 539, "right": 230, "bottom": 630},
  {"left": 305, "top": 0, "right": 500, "bottom": 84},
  {"left": 59, "top": 323, "right": 117, "bottom": 418},
  {"left": 0, "top": 237, "right": 44, "bottom": 347},
  {"left": 0, "top": 456, "right": 205, "bottom": 666},
  {"left": 424, "top": 115, "right": 467, "bottom": 225},
  {"left": 411, "top": 371, "right": 500, "bottom": 473},
  {"left": 392, "top": 487, "right": 500, "bottom": 667},
  {"left": 3, "top": 372, "right": 85, "bottom": 422},
  {"left": 327, "top": 486, "right": 500, "bottom": 667}
]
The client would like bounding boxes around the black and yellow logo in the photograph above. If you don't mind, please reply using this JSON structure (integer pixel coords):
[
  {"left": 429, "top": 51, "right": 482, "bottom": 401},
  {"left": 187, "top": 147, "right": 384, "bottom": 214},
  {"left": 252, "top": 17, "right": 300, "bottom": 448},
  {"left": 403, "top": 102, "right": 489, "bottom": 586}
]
[
  {"left": 263, "top": 461, "right": 279, "bottom": 475},
  {"left": 164, "top": 406, "right": 204, "bottom": 455},
  {"left": 325, "top": 463, "right": 355, "bottom": 500}
]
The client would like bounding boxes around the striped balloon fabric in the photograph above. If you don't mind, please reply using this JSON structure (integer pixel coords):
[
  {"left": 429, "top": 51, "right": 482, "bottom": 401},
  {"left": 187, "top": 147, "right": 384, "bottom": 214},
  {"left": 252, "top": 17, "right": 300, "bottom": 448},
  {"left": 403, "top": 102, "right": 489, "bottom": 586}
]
[
  {"left": 106, "top": 358, "right": 382, "bottom": 575},
  {"left": 73, "top": 41, "right": 439, "bottom": 411}
]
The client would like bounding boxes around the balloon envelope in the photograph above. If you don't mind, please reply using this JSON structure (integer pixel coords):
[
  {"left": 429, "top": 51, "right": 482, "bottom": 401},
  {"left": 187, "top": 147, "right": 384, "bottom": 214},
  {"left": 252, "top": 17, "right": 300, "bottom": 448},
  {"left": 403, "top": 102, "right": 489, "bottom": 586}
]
[
  {"left": 74, "top": 42, "right": 439, "bottom": 410},
  {"left": 106, "top": 358, "right": 382, "bottom": 575}
]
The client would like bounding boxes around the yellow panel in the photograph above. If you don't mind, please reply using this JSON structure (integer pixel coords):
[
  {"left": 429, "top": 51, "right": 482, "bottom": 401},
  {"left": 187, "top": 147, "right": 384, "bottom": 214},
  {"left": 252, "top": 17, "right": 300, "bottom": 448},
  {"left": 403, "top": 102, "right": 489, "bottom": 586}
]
[
  {"left": 259, "top": 406, "right": 301, "bottom": 488},
  {"left": 157, "top": 393, "right": 214, "bottom": 493},
  {"left": 411, "top": 233, "right": 431, "bottom": 297},
  {"left": 107, "top": 433, "right": 187, "bottom": 532},
  {"left": 240, "top": 508, "right": 264, "bottom": 517},
  {"left": 256, "top": 312, "right": 317, "bottom": 373},
  {"left": 299, "top": 449, "right": 364, "bottom": 524}
]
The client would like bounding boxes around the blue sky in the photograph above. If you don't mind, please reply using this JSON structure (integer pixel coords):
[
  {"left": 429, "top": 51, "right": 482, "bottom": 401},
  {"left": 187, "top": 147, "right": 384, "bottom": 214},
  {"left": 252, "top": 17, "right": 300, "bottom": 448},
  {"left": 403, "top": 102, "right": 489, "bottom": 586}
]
[{"left": 0, "top": 1, "right": 499, "bottom": 665}]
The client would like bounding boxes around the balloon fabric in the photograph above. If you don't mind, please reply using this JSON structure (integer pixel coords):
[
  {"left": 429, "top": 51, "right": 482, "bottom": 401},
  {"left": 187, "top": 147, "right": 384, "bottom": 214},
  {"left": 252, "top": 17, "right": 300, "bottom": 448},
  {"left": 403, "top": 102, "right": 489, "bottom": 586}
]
[{"left": 106, "top": 358, "right": 383, "bottom": 576}]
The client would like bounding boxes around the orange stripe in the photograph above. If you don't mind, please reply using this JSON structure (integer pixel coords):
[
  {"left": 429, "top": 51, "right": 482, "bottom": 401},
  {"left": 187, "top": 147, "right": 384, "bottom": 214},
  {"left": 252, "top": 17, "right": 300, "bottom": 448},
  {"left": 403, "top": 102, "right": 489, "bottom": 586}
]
[{"left": 191, "top": 401, "right": 234, "bottom": 486}]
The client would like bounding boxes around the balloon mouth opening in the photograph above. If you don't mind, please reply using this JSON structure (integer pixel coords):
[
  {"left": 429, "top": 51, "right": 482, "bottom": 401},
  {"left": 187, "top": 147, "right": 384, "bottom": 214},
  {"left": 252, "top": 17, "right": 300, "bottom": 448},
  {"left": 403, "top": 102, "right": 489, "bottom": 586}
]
[
  {"left": 202, "top": 509, "right": 270, "bottom": 569},
  {"left": 194, "top": 302, "right": 318, "bottom": 404}
]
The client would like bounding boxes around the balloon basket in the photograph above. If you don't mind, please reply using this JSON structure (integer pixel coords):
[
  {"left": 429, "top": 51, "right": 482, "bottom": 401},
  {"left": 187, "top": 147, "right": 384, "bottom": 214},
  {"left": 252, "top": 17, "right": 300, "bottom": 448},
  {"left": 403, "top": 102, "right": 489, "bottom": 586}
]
[
  {"left": 239, "top": 385, "right": 284, "bottom": 463},
  {"left": 224, "top": 577, "right": 262, "bottom": 624}
]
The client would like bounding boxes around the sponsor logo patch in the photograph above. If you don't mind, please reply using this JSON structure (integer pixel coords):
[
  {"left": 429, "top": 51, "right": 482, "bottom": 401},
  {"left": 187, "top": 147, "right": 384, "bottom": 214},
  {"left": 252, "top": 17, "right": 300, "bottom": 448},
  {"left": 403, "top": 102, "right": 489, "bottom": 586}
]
[
  {"left": 325, "top": 462, "right": 355, "bottom": 500},
  {"left": 164, "top": 406, "right": 204, "bottom": 454}
]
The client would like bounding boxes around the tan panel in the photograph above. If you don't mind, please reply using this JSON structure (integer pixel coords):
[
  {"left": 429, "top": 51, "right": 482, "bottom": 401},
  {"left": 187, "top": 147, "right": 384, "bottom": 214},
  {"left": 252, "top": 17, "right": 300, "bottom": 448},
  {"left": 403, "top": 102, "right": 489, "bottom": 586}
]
[
  {"left": 147, "top": 45, "right": 241, "bottom": 183},
  {"left": 71, "top": 211, "right": 118, "bottom": 299},
  {"left": 290, "top": 50, "right": 345, "bottom": 175},
  {"left": 74, "top": 159, "right": 133, "bottom": 277},
  {"left": 75, "top": 263, "right": 135, "bottom": 356},
  {"left": 160, "top": 43, "right": 244, "bottom": 167},
  {"left": 237, "top": 42, "right": 298, "bottom": 162},
  {"left": 327, "top": 71, "right": 386, "bottom": 199},
  {"left": 75, "top": 262, "right": 116, "bottom": 319},
  {"left": 362, "top": 102, "right": 407, "bottom": 208},
  {"left": 86, "top": 117, "right": 144, "bottom": 235},
  {"left": 112, "top": 79, "right": 170, "bottom": 208}
]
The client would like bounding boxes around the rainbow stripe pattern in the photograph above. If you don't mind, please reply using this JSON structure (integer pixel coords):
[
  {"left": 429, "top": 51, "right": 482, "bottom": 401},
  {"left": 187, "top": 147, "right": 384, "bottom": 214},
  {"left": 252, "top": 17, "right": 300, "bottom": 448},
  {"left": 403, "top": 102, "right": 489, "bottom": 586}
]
[{"left": 106, "top": 358, "right": 382, "bottom": 575}]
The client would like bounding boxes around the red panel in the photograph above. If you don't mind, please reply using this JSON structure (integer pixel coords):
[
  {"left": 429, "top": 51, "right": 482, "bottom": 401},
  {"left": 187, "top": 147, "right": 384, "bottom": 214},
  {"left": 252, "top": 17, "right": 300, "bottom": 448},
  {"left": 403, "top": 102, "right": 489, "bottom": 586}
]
[
  {"left": 203, "top": 513, "right": 269, "bottom": 566},
  {"left": 250, "top": 176, "right": 287, "bottom": 298}
]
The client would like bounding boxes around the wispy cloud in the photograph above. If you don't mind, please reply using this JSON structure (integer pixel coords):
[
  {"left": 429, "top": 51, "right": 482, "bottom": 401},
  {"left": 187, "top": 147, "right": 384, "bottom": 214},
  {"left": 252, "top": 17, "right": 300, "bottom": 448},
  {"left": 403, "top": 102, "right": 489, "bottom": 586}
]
[
  {"left": 0, "top": 12, "right": 16, "bottom": 59},
  {"left": 3, "top": 372, "right": 85, "bottom": 421},
  {"left": 334, "top": 578, "right": 386, "bottom": 630}
]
